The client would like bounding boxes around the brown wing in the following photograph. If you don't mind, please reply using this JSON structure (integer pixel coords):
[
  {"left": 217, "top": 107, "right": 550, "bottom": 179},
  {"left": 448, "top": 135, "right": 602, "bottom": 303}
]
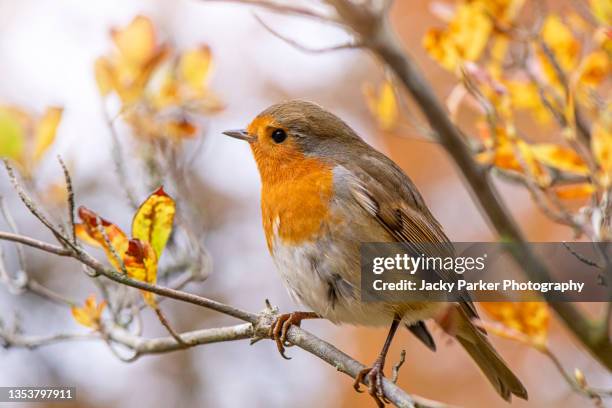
[{"left": 335, "top": 147, "right": 477, "bottom": 317}]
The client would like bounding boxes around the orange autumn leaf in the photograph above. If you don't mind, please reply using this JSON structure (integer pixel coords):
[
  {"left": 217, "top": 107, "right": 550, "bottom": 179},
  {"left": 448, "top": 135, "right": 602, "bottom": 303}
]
[
  {"left": 530, "top": 144, "right": 589, "bottom": 175},
  {"left": 71, "top": 294, "right": 107, "bottom": 329},
  {"left": 75, "top": 188, "right": 174, "bottom": 308},
  {"left": 363, "top": 80, "right": 399, "bottom": 131},
  {"left": 578, "top": 51, "right": 611, "bottom": 86},
  {"left": 477, "top": 134, "right": 550, "bottom": 185},
  {"left": 76, "top": 206, "right": 130, "bottom": 270},
  {"left": 480, "top": 301, "right": 549, "bottom": 345},
  {"left": 131, "top": 186, "right": 176, "bottom": 259},
  {"left": 553, "top": 183, "right": 595, "bottom": 200},
  {"left": 164, "top": 119, "right": 198, "bottom": 139},
  {"left": 124, "top": 238, "right": 158, "bottom": 307}
]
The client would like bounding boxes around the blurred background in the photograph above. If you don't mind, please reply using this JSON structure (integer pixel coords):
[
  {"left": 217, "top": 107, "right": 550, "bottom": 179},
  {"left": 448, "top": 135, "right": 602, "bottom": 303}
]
[{"left": 0, "top": 0, "right": 609, "bottom": 407}]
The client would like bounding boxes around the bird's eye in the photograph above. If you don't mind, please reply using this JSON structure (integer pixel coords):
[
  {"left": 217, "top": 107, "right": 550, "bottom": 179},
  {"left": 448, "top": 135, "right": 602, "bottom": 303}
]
[{"left": 271, "top": 128, "right": 287, "bottom": 143}]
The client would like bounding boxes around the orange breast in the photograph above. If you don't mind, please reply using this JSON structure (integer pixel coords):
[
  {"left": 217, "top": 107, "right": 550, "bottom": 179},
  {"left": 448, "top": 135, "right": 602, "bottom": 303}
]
[{"left": 260, "top": 156, "right": 334, "bottom": 251}]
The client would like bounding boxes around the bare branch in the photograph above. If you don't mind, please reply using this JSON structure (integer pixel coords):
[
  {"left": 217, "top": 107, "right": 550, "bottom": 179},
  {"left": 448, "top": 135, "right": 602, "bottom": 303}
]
[
  {"left": 0, "top": 231, "right": 72, "bottom": 256},
  {"left": 107, "top": 322, "right": 253, "bottom": 353},
  {"left": 0, "top": 330, "right": 97, "bottom": 349}
]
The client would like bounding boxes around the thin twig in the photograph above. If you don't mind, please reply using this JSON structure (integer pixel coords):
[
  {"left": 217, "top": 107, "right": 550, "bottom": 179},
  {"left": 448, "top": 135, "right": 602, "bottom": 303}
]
[
  {"left": 254, "top": 13, "right": 361, "bottom": 53},
  {"left": 562, "top": 242, "right": 603, "bottom": 269},
  {"left": 153, "top": 306, "right": 188, "bottom": 347},
  {"left": 201, "top": 0, "right": 338, "bottom": 23},
  {"left": 391, "top": 349, "right": 406, "bottom": 383},
  {"left": 57, "top": 156, "right": 77, "bottom": 244}
]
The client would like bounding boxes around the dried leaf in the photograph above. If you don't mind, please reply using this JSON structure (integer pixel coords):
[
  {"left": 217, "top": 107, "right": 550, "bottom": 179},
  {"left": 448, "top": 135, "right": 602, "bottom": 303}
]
[
  {"left": 481, "top": 301, "right": 549, "bottom": 345},
  {"left": 131, "top": 186, "right": 175, "bottom": 259},
  {"left": 33, "top": 107, "right": 63, "bottom": 163},
  {"left": 71, "top": 294, "right": 106, "bottom": 329},
  {"left": 124, "top": 238, "right": 158, "bottom": 307},
  {"left": 76, "top": 206, "right": 130, "bottom": 270}
]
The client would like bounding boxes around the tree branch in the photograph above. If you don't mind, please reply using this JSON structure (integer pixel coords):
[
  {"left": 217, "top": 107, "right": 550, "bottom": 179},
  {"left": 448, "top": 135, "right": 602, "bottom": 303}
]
[{"left": 308, "top": 0, "right": 612, "bottom": 370}]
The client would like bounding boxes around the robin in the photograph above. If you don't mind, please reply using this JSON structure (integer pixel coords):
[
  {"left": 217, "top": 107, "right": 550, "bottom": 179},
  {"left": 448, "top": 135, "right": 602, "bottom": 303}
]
[{"left": 223, "top": 100, "right": 527, "bottom": 407}]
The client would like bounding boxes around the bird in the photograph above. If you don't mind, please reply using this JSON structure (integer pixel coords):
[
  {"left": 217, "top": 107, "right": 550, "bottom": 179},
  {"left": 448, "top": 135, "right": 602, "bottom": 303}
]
[{"left": 223, "top": 100, "right": 527, "bottom": 407}]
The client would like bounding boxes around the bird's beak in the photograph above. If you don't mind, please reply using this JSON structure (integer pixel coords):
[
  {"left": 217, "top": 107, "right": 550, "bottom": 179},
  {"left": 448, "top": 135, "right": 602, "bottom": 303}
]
[{"left": 222, "top": 129, "right": 254, "bottom": 142}]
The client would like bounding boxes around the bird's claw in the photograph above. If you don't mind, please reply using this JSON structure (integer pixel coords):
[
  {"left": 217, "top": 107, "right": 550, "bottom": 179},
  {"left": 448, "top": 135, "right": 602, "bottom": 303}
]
[
  {"left": 268, "top": 312, "right": 315, "bottom": 360},
  {"left": 353, "top": 362, "right": 389, "bottom": 408}
]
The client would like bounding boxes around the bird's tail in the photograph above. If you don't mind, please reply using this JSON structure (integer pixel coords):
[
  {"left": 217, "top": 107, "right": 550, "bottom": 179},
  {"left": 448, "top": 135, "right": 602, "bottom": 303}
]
[{"left": 450, "top": 305, "right": 528, "bottom": 401}]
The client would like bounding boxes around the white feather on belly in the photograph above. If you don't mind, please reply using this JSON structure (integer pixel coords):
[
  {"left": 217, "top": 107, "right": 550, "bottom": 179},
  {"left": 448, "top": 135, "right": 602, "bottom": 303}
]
[{"left": 269, "top": 220, "right": 441, "bottom": 326}]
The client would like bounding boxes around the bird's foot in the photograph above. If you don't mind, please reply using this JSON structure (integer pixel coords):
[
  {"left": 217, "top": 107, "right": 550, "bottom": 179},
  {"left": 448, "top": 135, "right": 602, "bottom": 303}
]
[
  {"left": 269, "top": 311, "right": 318, "bottom": 360},
  {"left": 353, "top": 359, "right": 389, "bottom": 408}
]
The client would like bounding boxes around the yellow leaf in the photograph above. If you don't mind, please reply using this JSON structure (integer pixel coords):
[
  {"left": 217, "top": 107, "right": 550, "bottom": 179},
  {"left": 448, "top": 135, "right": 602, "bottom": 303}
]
[
  {"left": 33, "top": 107, "right": 62, "bottom": 163},
  {"left": 124, "top": 238, "right": 158, "bottom": 307},
  {"left": 179, "top": 46, "right": 212, "bottom": 93},
  {"left": 592, "top": 113, "right": 612, "bottom": 185},
  {"left": 0, "top": 108, "right": 25, "bottom": 162},
  {"left": 111, "top": 15, "right": 157, "bottom": 66},
  {"left": 476, "top": 129, "right": 549, "bottom": 185},
  {"left": 553, "top": 183, "right": 595, "bottom": 200},
  {"left": 481, "top": 302, "right": 549, "bottom": 345},
  {"left": 152, "top": 73, "right": 181, "bottom": 108},
  {"left": 363, "top": 80, "right": 399, "bottom": 131},
  {"left": 71, "top": 294, "right": 106, "bottom": 329},
  {"left": 578, "top": 51, "right": 610, "bottom": 87},
  {"left": 470, "top": 0, "right": 526, "bottom": 23},
  {"left": 531, "top": 144, "right": 589, "bottom": 175},
  {"left": 76, "top": 206, "right": 130, "bottom": 270},
  {"left": 131, "top": 187, "right": 175, "bottom": 259},
  {"left": 94, "top": 57, "right": 114, "bottom": 96},
  {"left": 506, "top": 80, "right": 551, "bottom": 123},
  {"left": 540, "top": 15, "right": 580, "bottom": 74},
  {"left": 423, "top": 2, "right": 493, "bottom": 71},
  {"left": 591, "top": 0, "right": 612, "bottom": 26}
]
